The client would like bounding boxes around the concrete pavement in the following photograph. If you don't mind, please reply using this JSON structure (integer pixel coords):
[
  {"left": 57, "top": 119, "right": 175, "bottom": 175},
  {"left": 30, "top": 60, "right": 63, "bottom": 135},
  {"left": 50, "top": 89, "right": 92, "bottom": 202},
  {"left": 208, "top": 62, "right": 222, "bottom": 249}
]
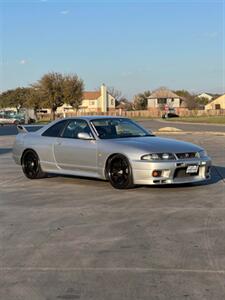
[{"left": 0, "top": 132, "right": 225, "bottom": 299}]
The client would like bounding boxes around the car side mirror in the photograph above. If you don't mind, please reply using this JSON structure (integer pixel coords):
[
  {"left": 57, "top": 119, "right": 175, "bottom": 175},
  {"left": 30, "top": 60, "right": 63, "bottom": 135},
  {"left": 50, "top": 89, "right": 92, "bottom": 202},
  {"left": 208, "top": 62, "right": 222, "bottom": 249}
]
[{"left": 77, "top": 132, "right": 94, "bottom": 140}]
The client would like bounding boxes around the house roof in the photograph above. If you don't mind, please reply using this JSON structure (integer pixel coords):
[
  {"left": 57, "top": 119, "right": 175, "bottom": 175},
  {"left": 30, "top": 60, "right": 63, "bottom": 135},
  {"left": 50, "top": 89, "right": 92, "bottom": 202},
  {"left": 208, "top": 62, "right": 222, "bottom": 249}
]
[
  {"left": 198, "top": 92, "right": 214, "bottom": 97},
  {"left": 148, "top": 88, "right": 181, "bottom": 99},
  {"left": 83, "top": 91, "right": 101, "bottom": 100}
]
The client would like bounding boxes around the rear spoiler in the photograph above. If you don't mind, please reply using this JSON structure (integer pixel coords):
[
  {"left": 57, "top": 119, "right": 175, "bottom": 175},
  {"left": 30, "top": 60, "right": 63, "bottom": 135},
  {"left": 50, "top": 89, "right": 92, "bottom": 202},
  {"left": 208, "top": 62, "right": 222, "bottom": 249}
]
[{"left": 17, "top": 125, "right": 28, "bottom": 134}]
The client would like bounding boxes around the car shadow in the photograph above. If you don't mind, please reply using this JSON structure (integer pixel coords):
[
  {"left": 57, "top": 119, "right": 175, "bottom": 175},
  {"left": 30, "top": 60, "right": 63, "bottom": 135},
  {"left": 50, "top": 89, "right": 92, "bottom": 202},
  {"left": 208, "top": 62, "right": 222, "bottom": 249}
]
[
  {"left": 0, "top": 148, "right": 12, "bottom": 155},
  {"left": 47, "top": 165, "right": 225, "bottom": 189},
  {"left": 210, "top": 165, "right": 225, "bottom": 184},
  {"left": 47, "top": 173, "right": 104, "bottom": 183}
]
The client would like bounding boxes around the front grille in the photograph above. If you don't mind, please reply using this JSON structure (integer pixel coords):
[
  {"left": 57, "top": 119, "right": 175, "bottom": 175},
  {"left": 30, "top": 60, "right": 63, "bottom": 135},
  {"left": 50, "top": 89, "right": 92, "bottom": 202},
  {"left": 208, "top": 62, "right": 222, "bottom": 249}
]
[
  {"left": 174, "top": 167, "right": 199, "bottom": 178},
  {"left": 175, "top": 152, "right": 197, "bottom": 160}
]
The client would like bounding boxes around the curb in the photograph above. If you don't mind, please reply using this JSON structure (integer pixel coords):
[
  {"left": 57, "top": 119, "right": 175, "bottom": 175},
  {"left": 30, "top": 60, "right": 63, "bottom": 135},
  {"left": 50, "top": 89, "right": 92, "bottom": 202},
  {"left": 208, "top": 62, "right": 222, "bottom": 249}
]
[
  {"left": 156, "top": 119, "right": 225, "bottom": 127},
  {"left": 154, "top": 131, "right": 225, "bottom": 136}
]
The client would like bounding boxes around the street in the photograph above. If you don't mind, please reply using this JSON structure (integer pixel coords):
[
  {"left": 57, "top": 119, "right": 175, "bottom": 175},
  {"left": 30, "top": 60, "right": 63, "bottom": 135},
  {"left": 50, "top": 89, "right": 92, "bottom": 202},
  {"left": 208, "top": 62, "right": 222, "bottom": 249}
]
[{"left": 0, "top": 123, "right": 225, "bottom": 300}]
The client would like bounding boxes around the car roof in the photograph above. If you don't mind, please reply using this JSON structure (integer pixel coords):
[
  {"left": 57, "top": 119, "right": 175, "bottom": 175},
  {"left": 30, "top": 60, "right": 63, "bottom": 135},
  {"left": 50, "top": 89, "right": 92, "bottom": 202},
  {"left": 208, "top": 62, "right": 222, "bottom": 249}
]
[
  {"left": 71, "top": 115, "right": 127, "bottom": 121},
  {"left": 54, "top": 116, "right": 128, "bottom": 122},
  {"left": 35, "top": 116, "right": 129, "bottom": 135}
]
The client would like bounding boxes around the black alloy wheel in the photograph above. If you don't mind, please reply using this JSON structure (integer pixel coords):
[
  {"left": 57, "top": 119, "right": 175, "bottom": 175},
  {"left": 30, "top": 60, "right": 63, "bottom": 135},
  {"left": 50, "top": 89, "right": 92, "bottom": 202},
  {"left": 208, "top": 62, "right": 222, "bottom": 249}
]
[
  {"left": 107, "top": 154, "right": 134, "bottom": 189},
  {"left": 22, "top": 150, "right": 46, "bottom": 179}
]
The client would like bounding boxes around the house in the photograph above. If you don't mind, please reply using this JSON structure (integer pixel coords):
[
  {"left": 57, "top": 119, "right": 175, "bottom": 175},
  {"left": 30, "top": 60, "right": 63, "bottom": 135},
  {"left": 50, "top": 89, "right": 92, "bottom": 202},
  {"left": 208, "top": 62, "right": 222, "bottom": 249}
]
[
  {"left": 148, "top": 87, "right": 186, "bottom": 109},
  {"left": 205, "top": 94, "right": 225, "bottom": 110},
  {"left": 57, "top": 84, "right": 116, "bottom": 114},
  {"left": 197, "top": 93, "right": 213, "bottom": 102}
]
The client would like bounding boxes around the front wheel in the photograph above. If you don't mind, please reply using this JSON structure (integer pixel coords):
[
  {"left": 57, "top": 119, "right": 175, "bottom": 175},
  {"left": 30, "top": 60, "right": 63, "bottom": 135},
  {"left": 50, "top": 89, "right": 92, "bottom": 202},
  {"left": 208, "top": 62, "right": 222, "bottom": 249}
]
[
  {"left": 107, "top": 154, "right": 134, "bottom": 189},
  {"left": 22, "top": 150, "right": 46, "bottom": 179}
]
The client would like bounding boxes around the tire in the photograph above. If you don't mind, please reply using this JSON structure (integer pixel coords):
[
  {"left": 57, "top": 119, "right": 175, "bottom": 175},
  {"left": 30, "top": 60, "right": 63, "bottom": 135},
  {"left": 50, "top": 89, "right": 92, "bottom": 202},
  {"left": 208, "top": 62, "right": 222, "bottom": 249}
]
[
  {"left": 106, "top": 154, "right": 134, "bottom": 189},
  {"left": 14, "top": 120, "right": 19, "bottom": 125},
  {"left": 22, "top": 150, "right": 46, "bottom": 179}
]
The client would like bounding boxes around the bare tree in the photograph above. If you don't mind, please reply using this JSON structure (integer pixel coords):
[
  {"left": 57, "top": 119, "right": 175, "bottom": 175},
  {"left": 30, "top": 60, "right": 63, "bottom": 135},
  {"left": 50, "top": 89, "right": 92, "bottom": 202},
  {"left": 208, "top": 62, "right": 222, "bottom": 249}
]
[{"left": 107, "top": 87, "right": 123, "bottom": 106}]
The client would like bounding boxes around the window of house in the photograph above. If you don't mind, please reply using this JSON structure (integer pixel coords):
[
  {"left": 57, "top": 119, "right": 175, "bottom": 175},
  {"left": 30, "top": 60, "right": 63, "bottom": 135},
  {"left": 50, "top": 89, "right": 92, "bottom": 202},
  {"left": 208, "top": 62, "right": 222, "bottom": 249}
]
[
  {"left": 215, "top": 104, "right": 221, "bottom": 110},
  {"left": 111, "top": 99, "right": 114, "bottom": 106},
  {"left": 91, "top": 101, "right": 95, "bottom": 106},
  {"left": 157, "top": 98, "right": 167, "bottom": 105}
]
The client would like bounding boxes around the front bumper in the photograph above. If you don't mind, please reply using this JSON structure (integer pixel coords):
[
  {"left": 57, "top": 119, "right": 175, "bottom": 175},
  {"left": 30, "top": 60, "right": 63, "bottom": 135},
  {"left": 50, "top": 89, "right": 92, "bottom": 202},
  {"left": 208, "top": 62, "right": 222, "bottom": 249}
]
[{"left": 132, "top": 157, "right": 211, "bottom": 185}]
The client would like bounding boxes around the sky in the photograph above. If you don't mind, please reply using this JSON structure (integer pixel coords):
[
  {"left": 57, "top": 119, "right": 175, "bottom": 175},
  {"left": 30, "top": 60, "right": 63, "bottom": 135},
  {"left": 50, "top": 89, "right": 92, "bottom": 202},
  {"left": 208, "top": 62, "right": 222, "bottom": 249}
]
[{"left": 0, "top": 0, "right": 224, "bottom": 99}]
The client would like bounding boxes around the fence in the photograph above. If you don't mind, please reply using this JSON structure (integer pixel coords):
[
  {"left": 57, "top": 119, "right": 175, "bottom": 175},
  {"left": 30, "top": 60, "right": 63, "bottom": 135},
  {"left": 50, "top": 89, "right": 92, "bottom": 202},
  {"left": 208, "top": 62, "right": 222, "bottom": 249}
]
[{"left": 37, "top": 108, "right": 225, "bottom": 121}]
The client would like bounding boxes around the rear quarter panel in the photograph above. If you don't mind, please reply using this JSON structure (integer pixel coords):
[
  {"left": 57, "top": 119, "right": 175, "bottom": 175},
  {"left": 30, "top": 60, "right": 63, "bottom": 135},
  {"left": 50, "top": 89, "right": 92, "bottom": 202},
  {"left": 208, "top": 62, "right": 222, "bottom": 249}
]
[{"left": 13, "top": 132, "right": 57, "bottom": 171}]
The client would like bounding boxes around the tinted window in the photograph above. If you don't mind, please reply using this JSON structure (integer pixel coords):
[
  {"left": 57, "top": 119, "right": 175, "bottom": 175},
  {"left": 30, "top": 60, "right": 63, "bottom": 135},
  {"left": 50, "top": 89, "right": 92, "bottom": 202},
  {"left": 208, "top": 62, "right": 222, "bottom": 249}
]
[
  {"left": 62, "top": 120, "right": 92, "bottom": 139},
  {"left": 42, "top": 120, "right": 68, "bottom": 137}
]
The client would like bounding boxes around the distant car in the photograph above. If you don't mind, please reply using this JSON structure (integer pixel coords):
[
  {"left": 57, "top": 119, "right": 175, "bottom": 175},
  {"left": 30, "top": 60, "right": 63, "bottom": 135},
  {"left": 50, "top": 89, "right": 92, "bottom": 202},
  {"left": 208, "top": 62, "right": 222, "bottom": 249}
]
[
  {"left": 0, "top": 112, "right": 25, "bottom": 126},
  {"left": 13, "top": 116, "right": 211, "bottom": 189},
  {"left": 162, "top": 112, "right": 179, "bottom": 118},
  {"left": 162, "top": 108, "right": 179, "bottom": 119}
]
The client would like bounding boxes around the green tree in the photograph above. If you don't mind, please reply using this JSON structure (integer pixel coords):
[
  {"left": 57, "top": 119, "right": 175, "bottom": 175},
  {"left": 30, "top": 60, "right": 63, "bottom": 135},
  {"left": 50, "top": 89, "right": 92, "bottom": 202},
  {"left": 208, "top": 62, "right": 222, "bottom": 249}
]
[
  {"left": 195, "top": 97, "right": 209, "bottom": 108},
  {"left": 25, "top": 87, "right": 45, "bottom": 118},
  {"left": 34, "top": 72, "right": 65, "bottom": 119},
  {"left": 174, "top": 90, "right": 197, "bottom": 109},
  {"left": 0, "top": 88, "right": 30, "bottom": 111},
  {"left": 63, "top": 74, "right": 84, "bottom": 111},
  {"left": 133, "top": 90, "right": 151, "bottom": 110}
]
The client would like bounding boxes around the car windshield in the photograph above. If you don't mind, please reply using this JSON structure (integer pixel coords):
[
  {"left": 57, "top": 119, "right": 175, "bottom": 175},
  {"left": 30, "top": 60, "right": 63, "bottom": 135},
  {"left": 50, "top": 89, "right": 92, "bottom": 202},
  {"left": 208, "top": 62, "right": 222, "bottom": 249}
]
[{"left": 91, "top": 118, "right": 153, "bottom": 139}]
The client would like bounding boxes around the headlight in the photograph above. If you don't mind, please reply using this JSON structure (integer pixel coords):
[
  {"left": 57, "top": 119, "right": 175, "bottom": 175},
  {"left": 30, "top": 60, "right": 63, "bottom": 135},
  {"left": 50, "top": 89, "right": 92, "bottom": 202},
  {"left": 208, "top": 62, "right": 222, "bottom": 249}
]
[
  {"left": 141, "top": 153, "right": 176, "bottom": 161},
  {"left": 196, "top": 150, "right": 208, "bottom": 158}
]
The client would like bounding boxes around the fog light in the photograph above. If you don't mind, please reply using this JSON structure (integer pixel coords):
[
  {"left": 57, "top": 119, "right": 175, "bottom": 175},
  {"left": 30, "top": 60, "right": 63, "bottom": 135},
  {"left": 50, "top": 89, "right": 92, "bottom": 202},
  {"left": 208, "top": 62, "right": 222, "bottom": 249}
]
[{"left": 152, "top": 170, "right": 162, "bottom": 177}]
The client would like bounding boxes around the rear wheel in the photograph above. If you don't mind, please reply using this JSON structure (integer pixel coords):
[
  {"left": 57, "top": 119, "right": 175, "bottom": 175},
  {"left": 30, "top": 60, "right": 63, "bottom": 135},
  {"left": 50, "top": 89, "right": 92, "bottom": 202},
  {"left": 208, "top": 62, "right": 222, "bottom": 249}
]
[
  {"left": 107, "top": 154, "right": 134, "bottom": 189},
  {"left": 22, "top": 150, "right": 46, "bottom": 179}
]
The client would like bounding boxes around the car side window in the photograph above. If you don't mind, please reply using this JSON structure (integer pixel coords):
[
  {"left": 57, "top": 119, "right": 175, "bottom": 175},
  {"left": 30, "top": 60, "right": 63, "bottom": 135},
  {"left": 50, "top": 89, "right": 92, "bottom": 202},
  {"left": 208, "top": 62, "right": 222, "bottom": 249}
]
[
  {"left": 62, "top": 120, "right": 92, "bottom": 139},
  {"left": 42, "top": 120, "right": 68, "bottom": 137}
]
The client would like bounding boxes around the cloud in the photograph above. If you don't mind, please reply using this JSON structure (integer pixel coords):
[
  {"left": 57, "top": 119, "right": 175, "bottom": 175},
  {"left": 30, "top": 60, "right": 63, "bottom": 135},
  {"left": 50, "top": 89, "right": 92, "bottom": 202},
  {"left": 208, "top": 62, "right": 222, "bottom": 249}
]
[
  {"left": 60, "top": 10, "right": 69, "bottom": 15},
  {"left": 203, "top": 32, "right": 219, "bottom": 39},
  {"left": 19, "top": 59, "right": 28, "bottom": 65}
]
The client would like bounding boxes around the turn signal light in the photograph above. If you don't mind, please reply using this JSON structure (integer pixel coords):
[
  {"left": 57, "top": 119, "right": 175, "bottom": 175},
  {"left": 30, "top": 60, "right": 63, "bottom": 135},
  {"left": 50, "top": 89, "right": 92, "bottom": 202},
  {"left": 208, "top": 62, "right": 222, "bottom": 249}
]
[{"left": 152, "top": 170, "right": 162, "bottom": 177}]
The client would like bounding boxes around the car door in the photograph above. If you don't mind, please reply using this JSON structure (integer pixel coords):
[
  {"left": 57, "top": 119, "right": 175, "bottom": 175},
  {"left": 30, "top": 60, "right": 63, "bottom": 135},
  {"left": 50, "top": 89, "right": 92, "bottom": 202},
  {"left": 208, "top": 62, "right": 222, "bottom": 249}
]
[{"left": 53, "top": 119, "right": 98, "bottom": 174}]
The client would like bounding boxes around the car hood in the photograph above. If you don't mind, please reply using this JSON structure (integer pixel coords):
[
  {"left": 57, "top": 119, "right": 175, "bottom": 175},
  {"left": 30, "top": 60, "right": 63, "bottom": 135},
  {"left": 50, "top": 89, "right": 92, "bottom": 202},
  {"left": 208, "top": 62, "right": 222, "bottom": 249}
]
[{"left": 107, "top": 136, "right": 203, "bottom": 153}]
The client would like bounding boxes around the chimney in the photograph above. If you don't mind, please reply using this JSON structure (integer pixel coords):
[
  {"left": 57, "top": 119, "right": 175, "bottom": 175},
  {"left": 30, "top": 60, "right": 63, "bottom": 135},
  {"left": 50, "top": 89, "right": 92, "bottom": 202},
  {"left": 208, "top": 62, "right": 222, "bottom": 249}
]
[{"left": 101, "top": 84, "right": 107, "bottom": 113}]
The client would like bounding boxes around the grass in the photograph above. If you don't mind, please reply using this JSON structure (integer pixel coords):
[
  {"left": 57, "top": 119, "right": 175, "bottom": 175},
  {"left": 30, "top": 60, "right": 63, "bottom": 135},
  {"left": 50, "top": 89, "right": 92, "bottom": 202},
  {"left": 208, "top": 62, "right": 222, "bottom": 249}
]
[
  {"left": 164, "top": 116, "right": 225, "bottom": 124},
  {"left": 35, "top": 120, "right": 51, "bottom": 124}
]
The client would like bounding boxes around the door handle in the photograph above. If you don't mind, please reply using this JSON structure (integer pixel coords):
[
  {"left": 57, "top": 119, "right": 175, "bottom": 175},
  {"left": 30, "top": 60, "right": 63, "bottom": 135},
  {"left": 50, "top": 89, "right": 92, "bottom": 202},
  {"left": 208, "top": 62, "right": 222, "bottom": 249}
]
[{"left": 56, "top": 141, "right": 62, "bottom": 145}]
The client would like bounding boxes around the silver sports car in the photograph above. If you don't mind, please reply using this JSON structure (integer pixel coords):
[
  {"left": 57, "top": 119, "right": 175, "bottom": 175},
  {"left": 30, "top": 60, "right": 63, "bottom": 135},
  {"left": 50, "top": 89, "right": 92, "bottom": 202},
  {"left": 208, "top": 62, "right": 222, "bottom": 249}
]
[{"left": 13, "top": 116, "right": 211, "bottom": 189}]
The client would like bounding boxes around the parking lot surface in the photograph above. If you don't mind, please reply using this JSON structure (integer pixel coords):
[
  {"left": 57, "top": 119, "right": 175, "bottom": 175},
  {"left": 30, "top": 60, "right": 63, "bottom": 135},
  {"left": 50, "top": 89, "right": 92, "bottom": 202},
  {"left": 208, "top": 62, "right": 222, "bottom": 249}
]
[{"left": 0, "top": 129, "right": 225, "bottom": 300}]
